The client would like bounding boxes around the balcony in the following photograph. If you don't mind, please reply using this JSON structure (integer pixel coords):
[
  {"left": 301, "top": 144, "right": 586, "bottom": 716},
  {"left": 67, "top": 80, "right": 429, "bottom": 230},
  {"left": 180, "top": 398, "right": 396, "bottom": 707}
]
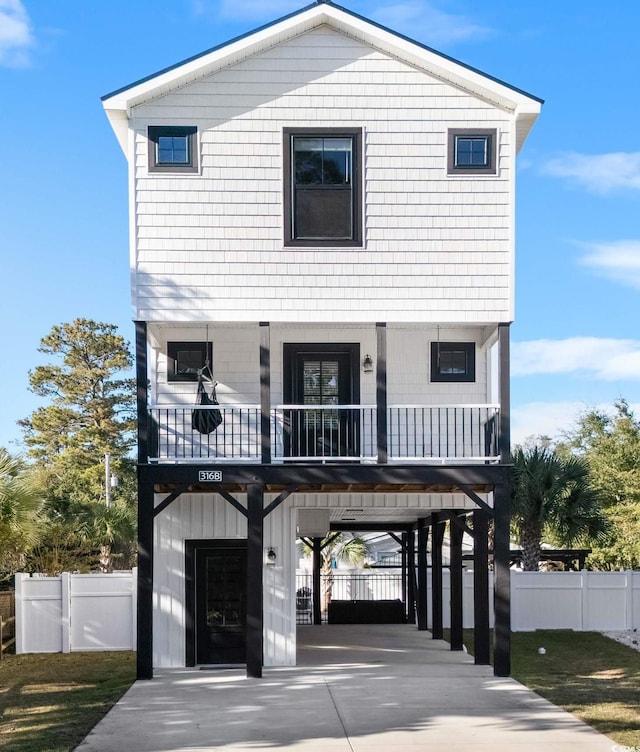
[{"left": 148, "top": 404, "right": 500, "bottom": 464}]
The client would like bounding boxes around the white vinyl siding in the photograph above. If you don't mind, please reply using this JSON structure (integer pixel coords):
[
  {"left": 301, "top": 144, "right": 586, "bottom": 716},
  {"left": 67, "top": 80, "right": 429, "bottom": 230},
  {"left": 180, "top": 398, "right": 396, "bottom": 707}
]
[{"left": 131, "top": 27, "right": 513, "bottom": 325}]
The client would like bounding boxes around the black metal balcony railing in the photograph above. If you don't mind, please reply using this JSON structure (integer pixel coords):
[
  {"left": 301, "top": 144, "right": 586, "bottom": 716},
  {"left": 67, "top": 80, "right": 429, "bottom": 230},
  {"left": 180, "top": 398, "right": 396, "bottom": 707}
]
[{"left": 148, "top": 404, "right": 500, "bottom": 463}]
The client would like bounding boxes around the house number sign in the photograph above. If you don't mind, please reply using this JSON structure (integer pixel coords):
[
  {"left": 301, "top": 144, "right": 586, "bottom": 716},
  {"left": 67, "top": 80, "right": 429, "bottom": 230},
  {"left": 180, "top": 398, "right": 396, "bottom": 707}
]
[{"left": 198, "top": 470, "right": 223, "bottom": 482}]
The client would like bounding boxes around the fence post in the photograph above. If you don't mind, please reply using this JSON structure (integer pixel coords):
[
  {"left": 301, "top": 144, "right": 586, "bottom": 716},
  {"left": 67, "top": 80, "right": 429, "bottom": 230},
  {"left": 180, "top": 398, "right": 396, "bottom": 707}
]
[
  {"left": 580, "top": 570, "right": 588, "bottom": 631},
  {"left": 626, "top": 570, "right": 634, "bottom": 631},
  {"left": 15, "top": 574, "right": 25, "bottom": 654},
  {"left": 61, "top": 572, "right": 71, "bottom": 653}
]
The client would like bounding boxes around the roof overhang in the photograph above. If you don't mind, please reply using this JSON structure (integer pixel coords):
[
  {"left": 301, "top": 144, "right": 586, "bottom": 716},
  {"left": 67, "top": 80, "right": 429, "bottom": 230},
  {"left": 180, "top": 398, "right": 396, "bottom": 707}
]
[{"left": 102, "top": 1, "right": 542, "bottom": 155}]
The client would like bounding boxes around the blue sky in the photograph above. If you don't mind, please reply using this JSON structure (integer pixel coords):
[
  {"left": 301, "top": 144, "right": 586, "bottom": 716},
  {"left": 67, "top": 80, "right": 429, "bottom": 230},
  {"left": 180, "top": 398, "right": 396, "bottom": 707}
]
[{"left": 1, "top": 0, "right": 638, "bottom": 450}]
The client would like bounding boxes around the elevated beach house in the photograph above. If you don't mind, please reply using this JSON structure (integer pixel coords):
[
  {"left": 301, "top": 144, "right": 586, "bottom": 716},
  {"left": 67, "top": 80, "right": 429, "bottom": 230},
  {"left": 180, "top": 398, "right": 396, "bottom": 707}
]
[{"left": 102, "top": 0, "right": 541, "bottom": 679}]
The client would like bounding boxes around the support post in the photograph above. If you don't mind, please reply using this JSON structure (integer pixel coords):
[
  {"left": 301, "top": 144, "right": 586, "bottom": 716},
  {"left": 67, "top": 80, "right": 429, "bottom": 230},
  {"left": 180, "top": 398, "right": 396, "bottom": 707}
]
[
  {"left": 401, "top": 531, "right": 408, "bottom": 619},
  {"left": 449, "top": 517, "right": 464, "bottom": 651},
  {"left": 407, "top": 529, "right": 416, "bottom": 624},
  {"left": 494, "top": 322, "right": 512, "bottom": 676},
  {"left": 417, "top": 519, "right": 428, "bottom": 631},
  {"left": 473, "top": 510, "right": 490, "bottom": 665},
  {"left": 312, "top": 537, "right": 322, "bottom": 625},
  {"left": 493, "top": 482, "right": 511, "bottom": 676},
  {"left": 376, "top": 322, "right": 388, "bottom": 464},
  {"left": 431, "top": 514, "right": 444, "bottom": 640},
  {"left": 259, "top": 322, "right": 271, "bottom": 464},
  {"left": 246, "top": 484, "right": 264, "bottom": 678},
  {"left": 137, "top": 472, "right": 154, "bottom": 679}
]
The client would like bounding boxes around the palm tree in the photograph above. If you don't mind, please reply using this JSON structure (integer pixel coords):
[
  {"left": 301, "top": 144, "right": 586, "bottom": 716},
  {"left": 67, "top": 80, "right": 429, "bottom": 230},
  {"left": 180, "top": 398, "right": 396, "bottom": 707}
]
[
  {"left": 301, "top": 533, "right": 369, "bottom": 612},
  {"left": 511, "top": 446, "right": 608, "bottom": 571},
  {"left": 0, "top": 449, "right": 43, "bottom": 584}
]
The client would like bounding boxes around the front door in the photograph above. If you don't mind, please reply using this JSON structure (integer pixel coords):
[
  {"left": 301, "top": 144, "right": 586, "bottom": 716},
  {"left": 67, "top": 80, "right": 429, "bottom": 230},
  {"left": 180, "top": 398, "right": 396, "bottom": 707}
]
[
  {"left": 187, "top": 541, "right": 247, "bottom": 666},
  {"left": 284, "top": 344, "right": 359, "bottom": 458}
]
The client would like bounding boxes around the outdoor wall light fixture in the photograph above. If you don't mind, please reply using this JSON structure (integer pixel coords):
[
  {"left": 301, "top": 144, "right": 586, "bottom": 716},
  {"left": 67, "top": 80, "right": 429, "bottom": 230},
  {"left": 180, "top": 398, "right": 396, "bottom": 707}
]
[
  {"left": 265, "top": 547, "right": 277, "bottom": 566},
  {"left": 363, "top": 354, "right": 373, "bottom": 372}
]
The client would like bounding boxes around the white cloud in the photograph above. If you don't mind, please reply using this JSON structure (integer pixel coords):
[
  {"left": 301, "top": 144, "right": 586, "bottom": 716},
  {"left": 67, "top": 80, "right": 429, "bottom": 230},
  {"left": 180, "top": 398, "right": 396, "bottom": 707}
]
[
  {"left": 511, "top": 401, "right": 588, "bottom": 446},
  {"left": 511, "top": 400, "right": 640, "bottom": 447},
  {"left": 512, "top": 338, "right": 640, "bottom": 381},
  {"left": 541, "top": 151, "right": 640, "bottom": 194},
  {"left": 579, "top": 240, "right": 640, "bottom": 289},
  {"left": 371, "top": 2, "right": 494, "bottom": 45},
  {"left": 0, "top": 0, "right": 34, "bottom": 67}
]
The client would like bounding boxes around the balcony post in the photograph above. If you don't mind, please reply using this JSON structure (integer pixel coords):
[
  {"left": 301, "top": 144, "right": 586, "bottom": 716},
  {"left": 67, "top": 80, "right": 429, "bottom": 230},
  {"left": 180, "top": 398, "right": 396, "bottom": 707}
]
[
  {"left": 260, "top": 322, "right": 271, "bottom": 464},
  {"left": 135, "top": 321, "right": 149, "bottom": 464},
  {"left": 376, "top": 322, "right": 388, "bottom": 463}
]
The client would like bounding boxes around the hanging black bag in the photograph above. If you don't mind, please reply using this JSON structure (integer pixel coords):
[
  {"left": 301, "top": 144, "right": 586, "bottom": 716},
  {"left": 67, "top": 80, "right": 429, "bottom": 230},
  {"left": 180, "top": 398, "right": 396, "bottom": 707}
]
[{"left": 192, "top": 374, "right": 223, "bottom": 434}]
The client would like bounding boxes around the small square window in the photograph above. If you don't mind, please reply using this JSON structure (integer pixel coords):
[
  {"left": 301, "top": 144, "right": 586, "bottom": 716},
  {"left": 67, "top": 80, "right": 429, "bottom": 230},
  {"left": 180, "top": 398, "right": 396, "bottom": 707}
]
[
  {"left": 284, "top": 127, "right": 362, "bottom": 247},
  {"left": 167, "top": 341, "right": 212, "bottom": 382},
  {"left": 148, "top": 126, "right": 198, "bottom": 173},
  {"left": 431, "top": 342, "right": 475, "bottom": 382},
  {"left": 447, "top": 129, "right": 496, "bottom": 175}
]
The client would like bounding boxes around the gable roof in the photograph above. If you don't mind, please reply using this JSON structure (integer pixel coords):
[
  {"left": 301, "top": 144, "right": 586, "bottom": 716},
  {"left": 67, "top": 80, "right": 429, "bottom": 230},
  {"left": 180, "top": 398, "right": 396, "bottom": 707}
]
[{"left": 102, "top": 0, "right": 542, "bottom": 152}]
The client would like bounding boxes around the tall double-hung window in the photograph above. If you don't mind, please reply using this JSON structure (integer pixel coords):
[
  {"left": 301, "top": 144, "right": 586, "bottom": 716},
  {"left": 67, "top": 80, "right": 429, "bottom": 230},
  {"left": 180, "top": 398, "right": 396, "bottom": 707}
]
[{"left": 284, "top": 128, "right": 362, "bottom": 246}]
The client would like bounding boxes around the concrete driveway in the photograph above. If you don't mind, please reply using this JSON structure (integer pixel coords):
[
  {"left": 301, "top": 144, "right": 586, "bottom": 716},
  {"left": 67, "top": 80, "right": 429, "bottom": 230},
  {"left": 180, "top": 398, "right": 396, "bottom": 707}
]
[{"left": 76, "top": 624, "right": 616, "bottom": 752}]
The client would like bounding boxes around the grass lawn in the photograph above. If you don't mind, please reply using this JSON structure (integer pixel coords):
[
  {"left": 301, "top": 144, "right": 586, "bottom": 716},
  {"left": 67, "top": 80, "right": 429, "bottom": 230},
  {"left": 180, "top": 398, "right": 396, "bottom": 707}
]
[
  {"left": 0, "top": 651, "right": 136, "bottom": 752},
  {"left": 446, "top": 629, "right": 640, "bottom": 747}
]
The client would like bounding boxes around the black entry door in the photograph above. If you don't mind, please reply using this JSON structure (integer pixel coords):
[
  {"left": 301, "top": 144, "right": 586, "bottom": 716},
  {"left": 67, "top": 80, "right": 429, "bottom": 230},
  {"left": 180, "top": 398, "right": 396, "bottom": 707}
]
[
  {"left": 284, "top": 344, "right": 359, "bottom": 458},
  {"left": 193, "top": 544, "right": 247, "bottom": 665}
]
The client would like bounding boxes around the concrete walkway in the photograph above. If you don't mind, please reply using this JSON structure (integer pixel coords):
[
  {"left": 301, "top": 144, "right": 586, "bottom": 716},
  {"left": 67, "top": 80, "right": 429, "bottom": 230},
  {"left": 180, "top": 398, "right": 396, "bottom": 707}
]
[{"left": 76, "top": 625, "right": 615, "bottom": 752}]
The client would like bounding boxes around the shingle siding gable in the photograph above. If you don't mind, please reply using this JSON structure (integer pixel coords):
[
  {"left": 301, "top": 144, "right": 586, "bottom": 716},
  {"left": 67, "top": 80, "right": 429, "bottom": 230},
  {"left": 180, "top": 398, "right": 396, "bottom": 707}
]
[{"left": 131, "top": 27, "right": 514, "bottom": 324}]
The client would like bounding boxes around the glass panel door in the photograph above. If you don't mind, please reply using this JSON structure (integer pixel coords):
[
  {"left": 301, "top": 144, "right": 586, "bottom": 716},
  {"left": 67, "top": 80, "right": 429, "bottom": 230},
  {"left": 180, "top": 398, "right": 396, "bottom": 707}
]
[{"left": 195, "top": 546, "right": 247, "bottom": 664}]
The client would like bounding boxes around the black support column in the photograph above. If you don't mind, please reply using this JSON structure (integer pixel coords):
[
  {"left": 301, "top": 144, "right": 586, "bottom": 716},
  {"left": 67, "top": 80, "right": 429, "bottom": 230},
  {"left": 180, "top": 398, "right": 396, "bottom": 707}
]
[
  {"left": 431, "top": 514, "right": 444, "bottom": 640},
  {"left": 246, "top": 484, "right": 264, "bottom": 678},
  {"left": 259, "top": 322, "right": 271, "bottom": 464},
  {"left": 417, "top": 519, "right": 428, "bottom": 631},
  {"left": 137, "top": 473, "right": 154, "bottom": 680},
  {"left": 407, "top": 529, "right": 416, "bottom": 624},
  {"left": 135, "top": 321, "right": 153, "bottom": 680},
  {"left": 312, "top": 537, "right": 322, "bottom": 625},
  {"left": 493, "top": 322, "right": 512, "bottom": 676},
  {"left": 376, "top": 322, "right": 388, "bottom": 464},
  {"left": 401, "top": 532, "right": 408, "bottom": 618},
  {"left": 473, "top": 510, "right": 490, "bottom": 665},
  {"left": 449, "top": 517, "right": 464, "bottom": 651}
]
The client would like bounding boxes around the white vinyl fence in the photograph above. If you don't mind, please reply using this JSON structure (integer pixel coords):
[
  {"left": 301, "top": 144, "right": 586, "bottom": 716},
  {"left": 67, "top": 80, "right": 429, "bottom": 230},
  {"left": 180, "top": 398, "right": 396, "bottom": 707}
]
[
  {"left": 15, "top": 569, "right": 640, "bottom": 654},
  {"left": 15, "top": 570, "right": 136, "bottom": 654}
]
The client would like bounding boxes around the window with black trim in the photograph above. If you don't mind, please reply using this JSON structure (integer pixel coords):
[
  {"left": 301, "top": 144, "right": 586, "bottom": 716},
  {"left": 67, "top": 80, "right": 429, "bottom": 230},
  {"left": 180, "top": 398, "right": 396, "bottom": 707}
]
[
  {"left": 447, "top": 129, "right": 496, "bottom": 175},
  {"left": 148, "top": 126, "right": 198, "bottom": 173},
  {"left": 167, "top": 341, "right": 212, "bottom": 381},
  {"left": 431, "top": 342, "right": 475, "bottom": 382},
  {"left": 284, "top": 128, "right": 362, "bottom": 246}
]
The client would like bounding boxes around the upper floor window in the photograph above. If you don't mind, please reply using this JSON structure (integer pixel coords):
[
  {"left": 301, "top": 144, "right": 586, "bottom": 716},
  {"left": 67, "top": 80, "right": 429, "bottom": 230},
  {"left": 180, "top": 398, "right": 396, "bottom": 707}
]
[
  {"left": 447, "top": 129, "right": 496, "bottom": 175},
  {"left": 167, "top": 341, "right": 212, "bottom": 381},
  {"left": 148, "top": 126, "right": 198, "bottom": 173},
  {"left": 284, "top": 128, "right": 362, "bottom": 247},
  {"left": 430, "top": 342, "right": 475, "bottom": 382}
]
